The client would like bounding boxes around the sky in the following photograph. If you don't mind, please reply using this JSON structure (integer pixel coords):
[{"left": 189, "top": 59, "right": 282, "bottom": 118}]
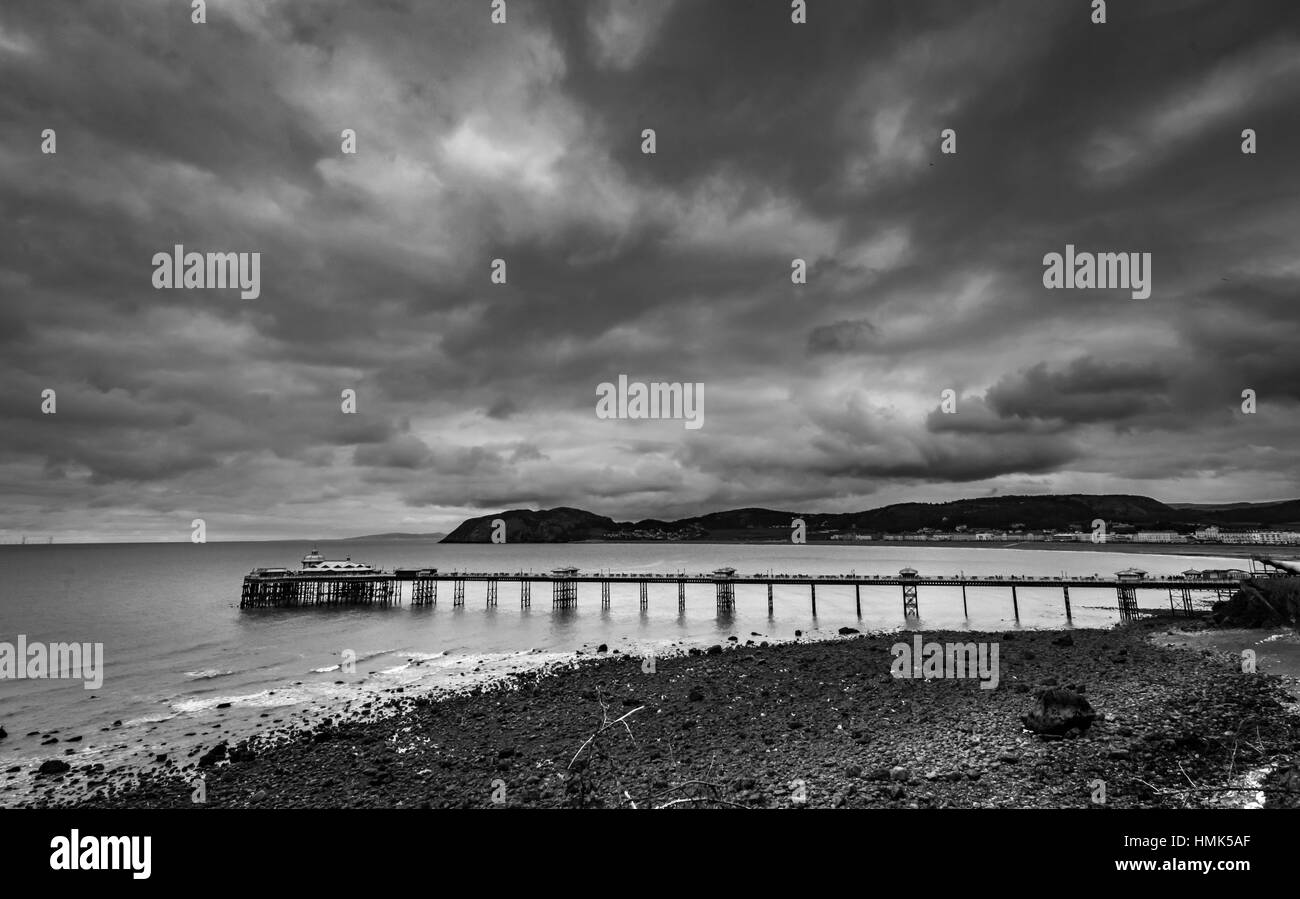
[{"left": 1, "top": 0, "right": 1298, "bottom": 542}]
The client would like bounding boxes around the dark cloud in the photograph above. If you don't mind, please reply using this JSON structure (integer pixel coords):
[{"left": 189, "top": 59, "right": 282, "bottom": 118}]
[
  {"left": 807, "top": 319, "right": 879, "bottom": 355},
  {"left": 986, "top": 358, "right": 1172, "bottom": 425}
]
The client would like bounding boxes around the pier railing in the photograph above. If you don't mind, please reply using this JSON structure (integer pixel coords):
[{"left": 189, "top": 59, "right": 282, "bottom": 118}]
[{"left": 240, "top": 567, "right": 1263, "bottom": 622}]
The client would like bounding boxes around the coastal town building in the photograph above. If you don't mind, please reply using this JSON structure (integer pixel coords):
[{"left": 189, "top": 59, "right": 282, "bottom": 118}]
[
  {"left": 1217, "top": 530, "right": 1300, "bottom": 545},
  {"left": 1133, "top": 531, "right": 1187, "bottom": 543},
  {"left": 722, "top": 524, "right": 1298, "bottom": 545}
]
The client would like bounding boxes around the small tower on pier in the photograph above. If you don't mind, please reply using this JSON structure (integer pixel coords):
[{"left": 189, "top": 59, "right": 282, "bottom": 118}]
[
  {"left": 713, "top": 567, "right": 737, "bottom": 611},
  {"left": 899, "top": 567, "right": 920, "bottom": 618},
  {"left": 552, "top": 566, "right": 579, "bottom": 608},
  {"left": 1115, "top": 568, "right": 1146, "bottom": 621}
]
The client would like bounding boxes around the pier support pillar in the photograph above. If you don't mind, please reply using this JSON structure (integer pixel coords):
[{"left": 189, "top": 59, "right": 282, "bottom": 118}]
[
  {"left": 486, "top": 579, "right": 498, "bottom": 607},
  {"left": 1062, "top": 584, "right": 1071, "bottom": 623},
  {"left": 639, "top": 581, "right": 648, "bottom": 611},
  {"left": 767, "top": 582, "right": 773, "bottom": 616},
  {"left": 1180, "top": 588, "right": 1193, "bottom": 616},
  {"left": 811, "top": 583, "right": 817, "bottom": 616},
  {"left": 453, "top": 579, "right": 465, "bottom": 607},
  {"left": 520, "top": 580, "right": 530, "bottom": 608},
  {"left": 962, "top": 583, "right": 968, "bottom": 619},
  {"left": 1011, "top": 584, "right": 1019, "bottom": 623},
  {"left": 902, "top": 583, "right": 919, "bottom": 619},
  {"left": 855, "top": 583, "right": 861, "bottom": 618},
  {"left": 410, "top": 578, "right": 435, "bottom": 606},
  {"left": 715, "top": 579, "right": 735, "bottom": 612},
  {"left": 678, "top": 580, "right": 685, "bottom": 612},
  {"left": 1117, "top": 585, "right": 1139, "bottom": 623},
  {"left": 553, "top": 576, "right": 577, "bottom": 609},
  {"left": 601, "top": 580, "right": 610, "bottom": 608}
]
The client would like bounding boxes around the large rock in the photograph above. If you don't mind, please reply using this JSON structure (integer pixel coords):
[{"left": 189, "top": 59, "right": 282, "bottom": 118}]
[
  {"left": 1021, "top": 688, "right": 1096, "bottom": 736},
  {"left": 197, "top": 742, "right": 229, "bottom": 768},
  {"left": 37, "top": 759, "right": 71, "bottom": 776},
  {"left": 1264, "top": 766, "right": 1300, "bottom": 809},
  {"left": 1212, "top": 582, "right": 1299, "bottom": 628}
]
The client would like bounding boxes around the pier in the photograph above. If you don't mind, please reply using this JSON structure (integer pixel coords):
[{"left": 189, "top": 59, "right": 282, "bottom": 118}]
[{"left": 240, "top": 563, "right": 1267, "bottom": 622}]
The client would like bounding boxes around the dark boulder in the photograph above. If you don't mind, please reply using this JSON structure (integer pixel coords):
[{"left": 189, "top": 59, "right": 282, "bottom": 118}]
[
  {"left": 1022, "top": 688, "right": 1096, "bottom": 736},
  {"left": 1212, "top": 582, "right": 1300, "bottom": 628},
  {"left": 197, "top": 742, "right": 229, "bottom": 768},
  {"left": 37, "top": 760, "right": 71, "bottom": 776},
  {"left": 1264, "top": 766, "right": 1300, "bottom": 809}
]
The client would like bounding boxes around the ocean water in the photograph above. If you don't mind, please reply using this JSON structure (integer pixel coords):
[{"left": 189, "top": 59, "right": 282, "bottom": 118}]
[{"left": 0, "top": 540, "right": 1251, "bottom": 802}]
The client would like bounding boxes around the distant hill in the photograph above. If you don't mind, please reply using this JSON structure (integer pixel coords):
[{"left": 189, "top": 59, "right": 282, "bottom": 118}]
[
  {"left": 1188, "top": 499, "right": 1300, "bottom": 527},
  {"left": 342, "top": 532, "right": 446, "bottom": 541},
  {"left": 817, "top": 494, "right": 1179, "bottom": 532},
  {"left": 1170, "top": 501, "right": 1279, "bottom": 511},
  {"left": 439, "top": 494, "right": 1300, "bottom": 543},
  {"left": 441, "top": 508, "right": 616, "bottom": 543}
]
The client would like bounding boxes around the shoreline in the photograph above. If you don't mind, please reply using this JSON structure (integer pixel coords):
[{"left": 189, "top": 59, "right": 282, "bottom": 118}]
[
  {"left": 29, "top": 617, "right": 1300, "bottom": 809},
  {"left": 563, "top": 539, "right": 1293, "bottom": 559}
]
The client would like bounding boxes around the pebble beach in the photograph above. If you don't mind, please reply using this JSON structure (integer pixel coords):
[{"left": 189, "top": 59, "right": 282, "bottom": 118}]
[{"left": 20, "top": 617, "right": 1300, "bottom": 810}]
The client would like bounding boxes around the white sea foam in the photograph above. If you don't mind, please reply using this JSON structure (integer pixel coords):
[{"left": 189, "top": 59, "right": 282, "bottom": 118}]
[
  {"left": 311, "top": 647, "right": 408, "bottom": 674},
  {"left": 314, "top": 649, "right": 445, "bottom": 674},
  {"left": 184, "top": 669, "right": 234, "bottom": 680},
  {"left": 122, "top": 713, "right": 175, "bottom": 727},
  {"left": 171, "top": 687, "right": 340, "bottom": 713}
]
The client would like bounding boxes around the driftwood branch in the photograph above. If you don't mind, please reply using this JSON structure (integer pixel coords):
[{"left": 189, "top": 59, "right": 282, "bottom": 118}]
[
  {"left": 568, "top": 704, "right": 644, "bottom": 770},
  {"left": 655, "top": 796, "right": 751, "bottom": 809},
  {"left": 564, "top": 692, "right": 647, "bottom": 808}
]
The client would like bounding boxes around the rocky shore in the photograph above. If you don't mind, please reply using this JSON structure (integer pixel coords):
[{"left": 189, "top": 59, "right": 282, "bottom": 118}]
[{"left": 21, "top": 618, "right": 1300, "bottom": 809}]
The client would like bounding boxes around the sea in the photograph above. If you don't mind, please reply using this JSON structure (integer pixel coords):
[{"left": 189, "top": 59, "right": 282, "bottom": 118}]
[{"left": 0, "top": 540, "right": 1269, "bottom": 802}]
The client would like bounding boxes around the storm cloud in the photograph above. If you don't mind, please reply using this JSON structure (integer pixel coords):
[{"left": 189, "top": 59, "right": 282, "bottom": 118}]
[{"left": 1, "top": 0, "right": 1297, "bottom": 540}]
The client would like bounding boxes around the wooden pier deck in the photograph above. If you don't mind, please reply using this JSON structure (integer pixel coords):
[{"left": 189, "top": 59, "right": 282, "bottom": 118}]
[{"left": 240, "top": 566, "right": 1265, "bottom": 622}]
